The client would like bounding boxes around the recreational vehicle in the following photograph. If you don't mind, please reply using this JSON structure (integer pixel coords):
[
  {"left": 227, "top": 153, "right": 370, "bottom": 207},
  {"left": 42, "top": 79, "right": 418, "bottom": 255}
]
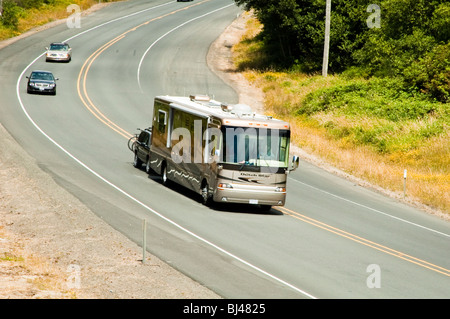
[{"left": 140, "top": 95, "right": 299, "bottom": 209}]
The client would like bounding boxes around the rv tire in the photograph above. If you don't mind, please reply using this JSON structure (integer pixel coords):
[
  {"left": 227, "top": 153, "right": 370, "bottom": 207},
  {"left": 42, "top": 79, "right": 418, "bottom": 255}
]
[
  {"left": 133, "top": 152, "right": 142, "bottom": 168},
  {"left": 145, "top": 158, "right": 152, "bottom": 174},
  {"left": 201, "top": 182, "right": 212, "bottom": 206}
]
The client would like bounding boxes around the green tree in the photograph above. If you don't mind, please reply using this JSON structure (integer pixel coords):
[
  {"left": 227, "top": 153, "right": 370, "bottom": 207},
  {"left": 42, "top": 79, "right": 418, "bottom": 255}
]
[
  {"left": 1, "top": 0, "right": 20, "bottom": 29},
  {"left": 234, "top": 0, "right": 369, "bottom": 72},
  {"left": 403, "top": 43, "right": 450, "bottom": 102},
  {"left": 16, "top": 0, "right": 44, "bottom": 9},
  {"left": 353, "top": 0, "right": 449, "bottom": 101},
  {"left": 234, "top": 0, "right": 449, "bottom": 101}
]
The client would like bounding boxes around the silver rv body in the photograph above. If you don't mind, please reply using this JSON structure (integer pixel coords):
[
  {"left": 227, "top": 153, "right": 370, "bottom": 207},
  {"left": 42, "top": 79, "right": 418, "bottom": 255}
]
[{"left": 148, "top": 95, "right": 299, "bottom": 208}]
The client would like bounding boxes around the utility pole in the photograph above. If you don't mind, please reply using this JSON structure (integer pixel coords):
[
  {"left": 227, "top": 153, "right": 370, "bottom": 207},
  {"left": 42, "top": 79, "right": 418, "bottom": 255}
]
[{"left": 322, "top": 0, "right": 331, "bottom": 77}]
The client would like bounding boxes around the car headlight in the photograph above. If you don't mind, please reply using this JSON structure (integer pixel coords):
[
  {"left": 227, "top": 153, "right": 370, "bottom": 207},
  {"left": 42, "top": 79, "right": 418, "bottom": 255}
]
[{"left": 49, "top": 84, "right": 55, "bottom": 88}]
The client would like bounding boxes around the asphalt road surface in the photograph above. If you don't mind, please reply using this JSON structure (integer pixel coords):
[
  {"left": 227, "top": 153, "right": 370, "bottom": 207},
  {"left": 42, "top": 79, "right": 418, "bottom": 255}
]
[{"left": 1, "top": 0, "right": 449, "bottom": 298}]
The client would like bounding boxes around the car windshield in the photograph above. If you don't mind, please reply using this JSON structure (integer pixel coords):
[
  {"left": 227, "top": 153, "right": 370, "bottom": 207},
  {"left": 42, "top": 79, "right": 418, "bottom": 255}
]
[
  {"left": 49, "top": 44, "right": 69, "bottom": 51},
  {"left": 30, "top": 72, "right": 54, "bottom": 81}
]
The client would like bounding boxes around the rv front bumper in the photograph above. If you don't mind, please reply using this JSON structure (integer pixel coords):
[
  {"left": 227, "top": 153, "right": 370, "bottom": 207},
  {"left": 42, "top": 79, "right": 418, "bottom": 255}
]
[{"left": 213, "top": 185, "right": 286, "bottom": 206}]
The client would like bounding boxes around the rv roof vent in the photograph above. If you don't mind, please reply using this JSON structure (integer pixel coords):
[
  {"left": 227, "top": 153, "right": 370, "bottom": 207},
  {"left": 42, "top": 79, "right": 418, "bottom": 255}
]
[
  {"left": 231, "top": 104, "right": 253, "bottom": 117},
  {"left": 190, "top": 94, "right": 210, "bottom": 102},
  {"left": 207, "top": 100, "right": 222, "bottom": 108}
]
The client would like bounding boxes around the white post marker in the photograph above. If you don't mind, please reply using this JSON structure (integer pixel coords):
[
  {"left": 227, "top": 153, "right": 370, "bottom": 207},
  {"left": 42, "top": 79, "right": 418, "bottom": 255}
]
[
  {"left": 403, "top": 169, "right": 407, "bottom": 198},
  {"left": 142, "top": 219, "right": 147, "bottom": 264}
]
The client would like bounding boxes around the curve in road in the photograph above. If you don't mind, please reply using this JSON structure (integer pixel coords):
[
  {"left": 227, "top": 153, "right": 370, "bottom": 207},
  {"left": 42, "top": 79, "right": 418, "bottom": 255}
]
[{"left": 3, "top": 0, "right": 449, "bottom": 298}]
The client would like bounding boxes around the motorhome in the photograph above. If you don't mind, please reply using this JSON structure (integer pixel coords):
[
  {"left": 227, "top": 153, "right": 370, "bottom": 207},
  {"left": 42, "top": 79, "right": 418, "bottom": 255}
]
[{"left": 146, "top": 95, "right": 299, "bottom": 209}]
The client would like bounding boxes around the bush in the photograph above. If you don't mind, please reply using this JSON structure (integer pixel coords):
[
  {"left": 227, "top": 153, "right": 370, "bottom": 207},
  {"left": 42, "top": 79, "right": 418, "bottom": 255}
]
[
  {"left": 299, "top": 77, "right": 441, "bottom": 121},
  {"left": 1, "top": 0, "right": 20, "bottom": 29},
  {"left": 294, "top": 75, "right": 447, "bottom": 154},
  {"left": 16, "top": 0, "right": 44, "bottom": 9},
  {"left": 403, "top": 43, "right": 450, "bottom": 103}
]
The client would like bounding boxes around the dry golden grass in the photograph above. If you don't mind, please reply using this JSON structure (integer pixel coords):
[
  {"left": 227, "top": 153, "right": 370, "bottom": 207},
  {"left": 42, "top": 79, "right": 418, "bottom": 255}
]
[
  {"left": 288, "top": 119, "right": 449, "bottom": 212},
  {"left": 235, "top": 15, "right": 449, "bottom": 215},
  {"left": 18, "top": 0, "right": 100, "bottom": 32}
]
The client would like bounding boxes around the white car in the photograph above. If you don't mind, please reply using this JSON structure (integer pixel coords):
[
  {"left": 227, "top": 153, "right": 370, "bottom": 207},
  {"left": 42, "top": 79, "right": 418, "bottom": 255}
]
[{"left": 46, "top": 42, "right": 72, "bottom": 62}]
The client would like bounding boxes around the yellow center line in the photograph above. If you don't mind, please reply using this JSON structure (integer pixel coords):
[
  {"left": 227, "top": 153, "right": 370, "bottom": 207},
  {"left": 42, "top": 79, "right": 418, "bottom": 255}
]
[
  {"left": 277, "top": 206, "right": 450, "bottom": 277},
  {"left": 77, "top": 0, "right": 210, "bottom": 139},
  {"left": 77, "top": 35, "right": 132, "bottom": 139}
]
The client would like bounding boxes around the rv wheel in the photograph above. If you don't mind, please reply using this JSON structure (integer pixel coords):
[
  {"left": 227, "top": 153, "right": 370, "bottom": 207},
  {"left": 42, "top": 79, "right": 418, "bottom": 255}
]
[
  {"left": 133, "top": 152, "right": 142, "bottom": 168},
  {"left": 201, "top": 183, "right": 212, "bottom": 206},
  {"left": 145, "top": 158, "right": 152, "bottom": 174}
]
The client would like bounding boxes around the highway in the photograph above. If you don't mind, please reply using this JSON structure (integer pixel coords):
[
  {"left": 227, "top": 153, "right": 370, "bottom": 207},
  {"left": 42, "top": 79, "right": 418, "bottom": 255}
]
[{"left": 1, "top": 0, "right": 449, "bottom": 298}]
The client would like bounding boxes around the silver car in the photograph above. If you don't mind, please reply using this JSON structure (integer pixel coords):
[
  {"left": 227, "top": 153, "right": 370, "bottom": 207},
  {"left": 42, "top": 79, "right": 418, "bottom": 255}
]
[{"left": 45, "top": 42, "right": 72, "bottom": 62}]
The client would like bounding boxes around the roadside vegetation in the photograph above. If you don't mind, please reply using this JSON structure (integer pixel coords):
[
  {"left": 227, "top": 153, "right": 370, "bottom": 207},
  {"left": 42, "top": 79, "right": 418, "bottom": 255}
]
[
  {"left": 232, "top": 6, "right": 449, "bottom": 214},
  {"left": 0, "top": 0, "right": 116, "bottom": 41}
]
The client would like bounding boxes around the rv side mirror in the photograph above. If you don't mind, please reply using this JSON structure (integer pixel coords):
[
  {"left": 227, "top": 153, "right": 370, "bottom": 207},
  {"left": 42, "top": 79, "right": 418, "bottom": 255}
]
[{"left": 290, "top": 155, "right": 299, "bottom": 171}]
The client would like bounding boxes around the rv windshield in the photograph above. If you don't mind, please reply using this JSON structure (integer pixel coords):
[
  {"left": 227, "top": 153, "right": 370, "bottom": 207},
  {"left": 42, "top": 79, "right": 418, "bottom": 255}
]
[{"left": 221, "top": 126, "right": 290, "bottom": 168}]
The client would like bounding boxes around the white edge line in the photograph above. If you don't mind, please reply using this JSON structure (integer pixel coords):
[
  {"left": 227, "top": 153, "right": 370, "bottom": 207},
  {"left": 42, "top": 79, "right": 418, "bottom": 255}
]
[
  {"left": 64, "top": 1, "right": 174, "bottom": 43},
  {"left": 289, "top": 177, "right": 450, "bottom": 238},
  {"left": 137, "top": 3, "right": 235, "bottom": 92},
  {"left": 15, "top": 2, "right": 317, "bottom": 300}
]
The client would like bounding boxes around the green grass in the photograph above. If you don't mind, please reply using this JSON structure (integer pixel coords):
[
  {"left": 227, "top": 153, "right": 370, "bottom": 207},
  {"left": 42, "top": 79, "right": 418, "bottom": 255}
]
[
  {"left": 298, "top": 77, "right": 448, "bottom": 154},
  {"left": 1, "top": 252, "right": 24, "bottom": 262}
]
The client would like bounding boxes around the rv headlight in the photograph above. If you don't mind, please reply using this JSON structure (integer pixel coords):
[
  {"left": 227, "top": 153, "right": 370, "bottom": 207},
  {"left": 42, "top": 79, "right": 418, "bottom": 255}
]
[{"left": 218, "top": 183, "right": 233, "bottom": 189}]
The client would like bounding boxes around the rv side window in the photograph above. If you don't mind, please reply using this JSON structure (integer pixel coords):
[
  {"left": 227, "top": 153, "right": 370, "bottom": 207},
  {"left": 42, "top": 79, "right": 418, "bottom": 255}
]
[{"left": 158, "top": 110, "right": 167, "bottom": 133}]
